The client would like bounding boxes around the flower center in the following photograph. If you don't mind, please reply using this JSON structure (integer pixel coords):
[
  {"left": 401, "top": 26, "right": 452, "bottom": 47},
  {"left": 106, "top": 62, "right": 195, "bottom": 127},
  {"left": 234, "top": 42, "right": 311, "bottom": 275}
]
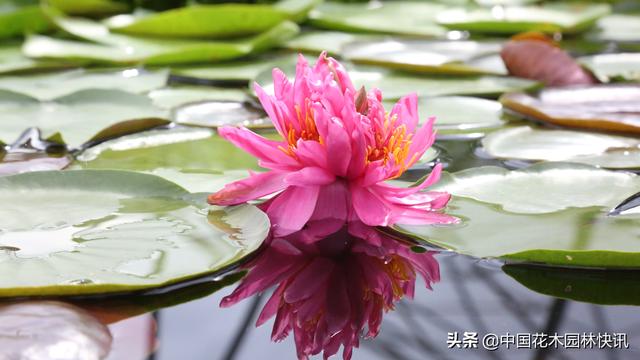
[
  {"left": 279, "top": 101, "right": 322, "bottom": 157},
  {"left": 366, "top": 114, "right": 417, "bottom": 177}
]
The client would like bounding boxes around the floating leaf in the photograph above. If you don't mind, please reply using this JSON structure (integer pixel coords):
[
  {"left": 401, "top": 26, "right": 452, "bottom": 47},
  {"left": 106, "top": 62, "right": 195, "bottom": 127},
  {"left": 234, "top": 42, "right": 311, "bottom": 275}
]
[
  {"left": 284, "top": 31, "right": 376, "bottom": 56},
  {"left": 500, "top": 85, "right": 640, "bottom": 134},
  {"left": 256, "top": 63, "right": 539, "bottom": 100},
  {"left": 384, "top": 96, "right": 506, "bottom": 134},
  {"left": 24, "top": 17, "right": 299, "bottom": 65},
  {"left": 482, "top": 125, "right": 640, "bottom": 169},
  {"left": 108, "top": 4, "right": 289, "bottom": 38},
  {"left": 0, "top": 0, "right": 52, "bottom": 39},
  {"left": 0, "top": 43, "right": 71, "bottom": 74},
  {"left": 309, "top": 1, "right": 447, "bottom": 38},
  {"left": 75, "top": 127, "right": 260, "bottom": 173},
  {"left": 74, "top": 127, "right": 262, "bottom": 192},
  {"left": 48, "top": 0, "right": 130, "bottom": 16},
  {"left": 437, "top": 3, "right": 610, "bottom": 34},
  {"left": 170, "top": 53, "right": 296, "bottom": 83},
  {"left": 0, "top": 302, "right": 112, "bottom": 358},
  {"left": 501, "top": 36, "right": 597, "bottom": 86},
  {"left": 343, "top": 39, "right": 506, "bottom": 75},
  {"left": 174, "top": 101, "right": 268, "bottom": 128},
  {"left": 0, "top": 170, "right": 269, "bottom": 297},
  {"left": 587, "top": 14, "right": 640, "bottom": 43},
  {"left": 579, "top": 53, "right": 640, "bottom": 82},
  {"left": 0, "top": 89, "right": 168, "bottom": 148},
  {"left": 148, "top": 86, "right": 248, "bottom": 110},
  {"left": 397, "top": 163, "right": 640, "bottom": 268},
  {"left": 504, "top": 265, "right": 640, "bottom": 305},
  {"left": 0, "top": 68, "right": 168, "bottom": 100}
]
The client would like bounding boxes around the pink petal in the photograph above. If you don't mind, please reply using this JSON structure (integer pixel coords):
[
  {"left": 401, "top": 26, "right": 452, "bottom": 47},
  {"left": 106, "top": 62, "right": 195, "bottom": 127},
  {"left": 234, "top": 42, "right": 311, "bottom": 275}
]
[
  {"left": 405, "top": 116, "right": 436, "bottom": 169},
  {"left": 208, "top": 171, "right": 287, "bottom": 205},
  {"left": 350, "top": 185, "right": 391, "bottom": 226},
  {"left": 254, "top": 82, "right": 289, "bottom": 138},
  {"left": 325, "top": 118, "right": 352, "bottom": 177},
  {"left": 284, "top": 258, "right": 335, "bottom": 303},
  {"left": 284, "top": 167, "right": 335, "bottom": 186},
  {"left": 217, "top": 126, "right": 298, "bottom": 171},
  {"left": 294, "top": 139, "right": 329, "bottom": 169},
  {"left": 309, "top": 181, "right": 350, "bottom": 223},
  {"left": 375, "top": 163, "right": 444, "bottom": 199},
  {"left": 256, "top": 281, "right": 287, "bottom": 326},
  {"left": 390, "top": 93, "right": 419, "bottom": 133},
  {"left": 265, "top": 185, "right": 321, "bottom": 236}
]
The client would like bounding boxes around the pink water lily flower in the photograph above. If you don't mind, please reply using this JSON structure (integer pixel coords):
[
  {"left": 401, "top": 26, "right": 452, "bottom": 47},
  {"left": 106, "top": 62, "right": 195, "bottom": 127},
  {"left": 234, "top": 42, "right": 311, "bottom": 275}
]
[
  {"left": 220, "top": 221, "right": 440, "bottom": 360},
  {"left": 209, "top": 52, "right": 456, "bottom": 235}
]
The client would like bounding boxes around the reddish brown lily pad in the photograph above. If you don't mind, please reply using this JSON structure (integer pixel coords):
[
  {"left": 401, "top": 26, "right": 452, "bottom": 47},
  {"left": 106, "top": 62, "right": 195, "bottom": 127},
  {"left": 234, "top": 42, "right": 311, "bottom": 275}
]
[
  {"left": 500, "top": 85, "right": 640, "bottom": 134},
  {"left": 501, "top": 33, "right": 598, "bottom": 86}
]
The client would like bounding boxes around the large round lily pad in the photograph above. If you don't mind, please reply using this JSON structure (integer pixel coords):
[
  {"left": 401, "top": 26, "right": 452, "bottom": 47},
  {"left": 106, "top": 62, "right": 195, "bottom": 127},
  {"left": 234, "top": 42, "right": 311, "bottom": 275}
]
[
  {"left": 0, "top": 170, "right": 269, "bottom": 297},
  {"left": 308, "top": 1, "right": 447, "bottom": 37},
  {"left": 74, "top": 127, "right": 263, "bottom": 193},
  {"left": 0, "top": 89, "right": 168, "bottom": 148},
  {"left": 579, "top": 53, "right": 640, "bottom": 82},
  {"left": 500, "top": 85, "right": 640, "bottom": 134},
  {"left": 343, "top": 39, "right": 506, "bottom": 75},
  {"left": 436, "top": 3, "right": 610, "bottom": 35},
  {"left": 0, "top": 68, "right": 168, "bottom": 101},
  {"left": 396, "top": 163, "right": 640, "bottom": 268},
  {"left": 23, "top": 16, "right": 299, "bottom": 65},
  {"left": 482, "top": 125, "right": 640, "bottom": 169}
]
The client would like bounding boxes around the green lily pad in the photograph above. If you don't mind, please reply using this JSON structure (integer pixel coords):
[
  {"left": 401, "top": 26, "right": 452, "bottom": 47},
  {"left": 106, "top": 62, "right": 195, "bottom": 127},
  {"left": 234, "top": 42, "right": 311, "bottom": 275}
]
[
  {"left": 24, "top": 16, "right": 299, "bottom": 65},
  {"left": 173, "top": 100, "right": 269, "bottom": 128},
  {"left": 74, "top": 127, "right": 264, "bottom": 192},
  {"left": 284, "top": 31, "right": 376, "bottom": 56},
  {"left": 500, "top": 85, "right": 640, "bottom": 135},
  {"left": 586, "top": 14, "right": 640, "bottom": 43},
  {"left": 48, "top": 0, "right": 130, "bottom": 16},
  {"left": 148, "top": 86, "right": 249, "bottom": 110},
  {"left": 482, "top": 125, "right": 640, "bottom": 169},
  {"left": 309, "top": 1, "right": 448, "bottom": 38},
  {"left": 504, "top": 264, "right": 640, "bottom": 306},
  {"left": 0, "top": 43, "right": 72, "bottom": 75},
  {"left": 396, "top": 163, "right": 640, "bottom": 268},
  {"left": 437, "top": 3, "right": 610, "bottom": 34},
  {"left": 108, "top": 4, "right": 288, "bottom": 38},
  {"left": 579, "top": 53, "right": 640, "bottom": 82},
  {"left": 0, "top": 170, "right": 269, "bottom": 297},
  {"left": 0, "top": 89, "right": 168, "bottom": 147},
  {"left": 385, "top": 96, "right": 506, "bottom": 134},
  {"left": 0, "top": 68, "right": 168, "bottom": 101},
  {"left": 343, "top": 39, "right": 506, "bottom": 75},
  {"left": 75, "top": 127, "right": 261, "bottom": 173},
  {"left": 0, "top": 0, "right": 52, "bottom": 39},
  {"left": 170, "top": 53, "right": 296, "bottom": 83},
  {"left": 255, "top": 63, "right": 539, "bottom": 100}
]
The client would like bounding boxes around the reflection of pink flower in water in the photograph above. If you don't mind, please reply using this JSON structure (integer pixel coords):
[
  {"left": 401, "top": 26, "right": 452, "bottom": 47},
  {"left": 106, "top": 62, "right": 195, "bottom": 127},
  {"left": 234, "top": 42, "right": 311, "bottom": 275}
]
[
  {"left": 220, "top": 222, "right": 440, "bottom": 360},
  {"left": 209, "top": 52, "right": 456, "bottom": 236}
]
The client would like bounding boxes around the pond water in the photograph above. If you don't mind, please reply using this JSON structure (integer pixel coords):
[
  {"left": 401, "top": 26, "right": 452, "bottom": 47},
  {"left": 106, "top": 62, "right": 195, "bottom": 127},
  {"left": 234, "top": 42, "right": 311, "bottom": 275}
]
[
  {"left": 1, "top": 1, "right": 640, "bottom": 359},
  {"left": 150, "top": 251, "right": 640, "bottom": 360}
]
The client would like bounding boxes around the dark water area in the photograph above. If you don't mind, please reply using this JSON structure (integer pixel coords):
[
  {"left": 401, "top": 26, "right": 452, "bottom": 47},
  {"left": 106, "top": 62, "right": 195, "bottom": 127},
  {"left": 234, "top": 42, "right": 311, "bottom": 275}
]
[{"left": 153, "top": 251, "right": 640, "bottom": 360}]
